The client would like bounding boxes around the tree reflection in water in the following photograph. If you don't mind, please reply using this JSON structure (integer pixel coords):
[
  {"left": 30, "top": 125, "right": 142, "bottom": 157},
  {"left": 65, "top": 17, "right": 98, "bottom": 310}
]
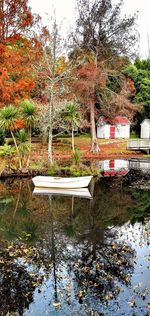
[
  {"left": 0, "top": 178, "right": 149, "bottom": 315},
  {"left": 64, "top": 180, "right": 135, "bottom": 301},
  {"left": 70, "top": 235, "right": 135, "bottom": 302},
  {"left": 0, "top": 247, "right": 37, "bottom": 315},
  {"left": 39, "top": 178, "right": 136, "bottom": 304}
]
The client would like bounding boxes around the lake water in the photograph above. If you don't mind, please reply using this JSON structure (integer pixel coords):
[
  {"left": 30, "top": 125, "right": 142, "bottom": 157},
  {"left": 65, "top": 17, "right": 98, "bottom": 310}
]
[{"left": 0, "top": 174, "right": 150, "bottom": 316}]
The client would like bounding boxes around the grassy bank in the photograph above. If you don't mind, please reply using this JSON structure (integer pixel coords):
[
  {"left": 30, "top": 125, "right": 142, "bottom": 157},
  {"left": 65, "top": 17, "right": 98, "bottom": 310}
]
[{"left": 0, "top": 135, "right": 146, "bottom": 178}]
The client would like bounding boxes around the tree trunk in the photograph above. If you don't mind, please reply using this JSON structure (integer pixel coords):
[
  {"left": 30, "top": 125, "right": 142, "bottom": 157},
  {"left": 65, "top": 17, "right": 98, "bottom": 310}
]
[
  {"left": 72, "top": 125, "right": 75, "bottom": 153},
  {"left": 10, "top": 130, "right": 22, "bottom": 169},
  {"left": 47, "top": 20, "right": 56, "bottom": 165},
  {"left": 48, "top": 196, "right": 58, "bottom": 303},
  {"left": 41, "top": 131, "right": 48, "bottom": 145},
  {"left": 90, "top": 102, "right": 100, "bottom": 153},
  {"left": 26, "top": 125, "right": 31, "bottom": 168},
  {"left": 13, "top": 181, "right": 22, "bottom": 218},
  {"left": 0, "top": 0, "right": 4, "bottom": 43},
  {"left": 48, "top": 100, "right": 53, "bottom": 164}
]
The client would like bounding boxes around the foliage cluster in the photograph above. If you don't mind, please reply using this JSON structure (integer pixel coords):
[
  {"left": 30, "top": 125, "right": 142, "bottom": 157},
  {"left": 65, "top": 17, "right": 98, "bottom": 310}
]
[
  {"left": 123, "top": 58, "right": 150, "bottom": 132},
  {"left": 0, "top": 144, "right": 16, "bottom": 157},
  {"left": 0, "top": 100, "right": 36, "bottom": 169},
  {"left": 48, "top": 149, "right": 99, "bottom": 176}
]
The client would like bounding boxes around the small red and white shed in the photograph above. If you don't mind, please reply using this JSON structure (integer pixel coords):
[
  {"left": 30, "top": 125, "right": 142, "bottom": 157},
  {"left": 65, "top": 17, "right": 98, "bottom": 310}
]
[{"left": 97, "top": 116, "right": 130, "bottom": 139}]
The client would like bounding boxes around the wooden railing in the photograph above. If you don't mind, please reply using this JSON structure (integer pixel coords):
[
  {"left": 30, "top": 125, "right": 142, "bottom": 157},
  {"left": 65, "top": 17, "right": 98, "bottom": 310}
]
[{"left": 127, "top": 139, "right": 150, "bottom": 150}]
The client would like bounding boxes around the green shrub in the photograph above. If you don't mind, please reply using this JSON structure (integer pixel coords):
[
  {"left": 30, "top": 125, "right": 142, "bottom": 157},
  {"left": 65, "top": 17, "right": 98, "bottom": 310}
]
[
  {"left": 72, "top": 148, "right": 82, "bottom": 166},
  {"left": 30, "top": 159, "right": 48, "bottom": 171},
  {"left": 0, "top": 144, "right": 16, "bottom": 157},
  {"left": 89, "top": 161, "right": 100, "bottom": 176},
  {"left": 70, "top": 164, "right": 92, "bottom": 176},
  {"left": 130, "top": 130, "right": 139, "bottom": 139},
  {"left": 48, "top": 161, "right": 59, "bottom": 176},
  {"left": 16, "top": 129, "right": 28, "bottom": 143}
]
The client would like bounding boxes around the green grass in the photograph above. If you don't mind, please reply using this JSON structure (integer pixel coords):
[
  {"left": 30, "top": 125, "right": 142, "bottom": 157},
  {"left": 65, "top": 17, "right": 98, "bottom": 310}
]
[{"left": 130, "top": 131, "right": 139, "bottom": 139}]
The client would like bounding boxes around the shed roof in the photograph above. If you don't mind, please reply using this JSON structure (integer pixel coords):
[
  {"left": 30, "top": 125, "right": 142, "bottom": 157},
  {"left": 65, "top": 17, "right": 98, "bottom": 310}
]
[
  {"left": 97, "top": 116, "right": 130, "bottom": 125},
  {"left": 111, "top": 116, "right": 130, "bottom": 124},
  {"left": 140, "top": 119, "right": 150, "bottom": 125}
]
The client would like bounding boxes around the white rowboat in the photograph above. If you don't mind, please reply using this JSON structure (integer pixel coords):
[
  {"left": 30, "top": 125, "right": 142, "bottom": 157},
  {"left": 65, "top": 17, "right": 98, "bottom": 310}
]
[
  {"left": 32, "top": 175, "right": 93, "bottom": 189},
  {"left": 33, "top": 187, "right": 92, "bottom": 199}
]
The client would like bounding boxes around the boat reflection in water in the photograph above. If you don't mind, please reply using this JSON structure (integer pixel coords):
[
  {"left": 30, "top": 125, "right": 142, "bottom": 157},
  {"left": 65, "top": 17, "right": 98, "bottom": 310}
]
[
  {"left": 100, "top": 158, "right": 150, "bottom": 177},
  {"left": 33, "top": 187, "right": 92, "bottom": 199}
]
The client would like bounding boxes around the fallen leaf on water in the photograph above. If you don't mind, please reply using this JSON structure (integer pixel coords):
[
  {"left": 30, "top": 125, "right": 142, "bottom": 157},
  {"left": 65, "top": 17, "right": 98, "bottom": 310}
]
[
  {"left": 23, "top": 249, "right": 29, "bottom": 254},
  {"left": 53, "top": 302, "right": 61, "bottom": 308},
  {"left": 83, "top": 266, "right": 90, "bottom": 273},
  {"left": 128, "top": 300, "right": 137, "bottom": 307}
]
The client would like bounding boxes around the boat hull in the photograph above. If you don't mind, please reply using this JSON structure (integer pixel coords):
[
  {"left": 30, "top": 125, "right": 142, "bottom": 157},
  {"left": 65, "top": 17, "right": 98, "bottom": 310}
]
[
  {"left": 32, "top": 176, "right": 93, "bottom": 189},
  {"left": 33, "top": 187, "right": 92, "bottom": 199}
]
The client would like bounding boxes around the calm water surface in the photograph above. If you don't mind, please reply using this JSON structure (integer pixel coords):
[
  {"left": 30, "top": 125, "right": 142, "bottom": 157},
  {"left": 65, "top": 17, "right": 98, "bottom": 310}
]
[{"left": 0, "top": 176, "right": 150, "bottom": 316}]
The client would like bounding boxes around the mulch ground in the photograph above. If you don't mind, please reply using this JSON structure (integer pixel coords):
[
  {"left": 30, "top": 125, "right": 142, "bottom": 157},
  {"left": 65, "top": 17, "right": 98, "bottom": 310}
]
[{"left": 31, "top": 138, "right": 145, "bottom": 162}]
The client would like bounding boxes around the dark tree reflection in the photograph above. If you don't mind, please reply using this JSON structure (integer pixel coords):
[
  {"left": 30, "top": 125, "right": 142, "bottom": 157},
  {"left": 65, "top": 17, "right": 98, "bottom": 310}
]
[
  {"left": 70, "top": 237, "right": 135, "bottom": 302},
  {"left": 0, "top": 248, "right": 38, "bottom": 316}
]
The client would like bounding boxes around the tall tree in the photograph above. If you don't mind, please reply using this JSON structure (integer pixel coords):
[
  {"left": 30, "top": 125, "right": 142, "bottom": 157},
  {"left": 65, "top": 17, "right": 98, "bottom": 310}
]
[
  {"left": 0, "top": 38, "right": 37, "bottom": 107},
  {"left": 72, "top": 53, "right": 107, "bottom": 152},
  {"left": 0, "top": 0, "right": 37, "bottom": 42},
  {"left": 72, "top": 0, "right": 138, "bottom": 59},
  {"left": 70, "top": 0, "right": 138, "bottom": 152},
  {"left": 34, "top": 18, "right": 73, "bottom": 163},
  {"left": 123, "top": 58, "right": 150, "bottom": 132},
  {"left": 0, "top": 0, "right": 41, "bottom": 107}
]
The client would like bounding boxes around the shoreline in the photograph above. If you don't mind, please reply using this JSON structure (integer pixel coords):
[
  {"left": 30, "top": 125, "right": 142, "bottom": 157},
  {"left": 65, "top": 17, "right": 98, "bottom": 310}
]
[
  {"left": 1, "top": 156, "right": 150, "bottom": 180},
  {"left": 0, "top": 138, "right": 149, "bottom": 179}
]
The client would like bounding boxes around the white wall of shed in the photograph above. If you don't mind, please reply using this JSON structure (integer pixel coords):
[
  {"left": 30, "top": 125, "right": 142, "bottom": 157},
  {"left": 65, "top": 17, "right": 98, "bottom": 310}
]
[
  {"left": 97, "top": 124, "right": 110, "bottom": 138},
  {"left": 97, "top": 124, "right": 130, "bottom": 138},
  {"left": 141, "top": 122, "right": 150, "bottom": 138},
  {"left": 115, "top": 124, "right": 130, "bottom": 138}
]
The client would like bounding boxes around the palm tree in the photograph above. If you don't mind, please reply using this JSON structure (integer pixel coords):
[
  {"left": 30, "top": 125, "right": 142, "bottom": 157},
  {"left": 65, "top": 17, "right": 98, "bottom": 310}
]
[
  {"left": 63, "top": 101, "right": 81, "bottom": 153},
  {"left": 20, "top": 99, "right": 36, "bottom": 167},
  {"left": 16, "top": 129, "right": 29, "bottom": 167},
  {"left": 0, "top": 105, "right": 22, "bottom": 169},
  {"left": 20, "top": 99, "right": 36, "bottom": 141}
]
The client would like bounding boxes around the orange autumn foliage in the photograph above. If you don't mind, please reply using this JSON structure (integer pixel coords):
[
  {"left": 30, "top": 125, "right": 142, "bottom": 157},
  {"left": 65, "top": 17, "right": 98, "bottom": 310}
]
[
  {"left": 72, "top": 55, "right": 107, "bottom": 103},
  {"left": 0, "top": 0, "right": 42, "bottom": 108},
  {"left": 15, "top": 118, "right": 26, "bottom": 129},
  {"left": 0, "top": 0, "right": 38, "bottom": 41},
  {"left": 0, "top": 38, "right": 37, "bottom": 107}
]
